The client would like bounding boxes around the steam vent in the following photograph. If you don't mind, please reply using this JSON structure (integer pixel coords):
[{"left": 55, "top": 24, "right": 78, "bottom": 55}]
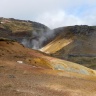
[{"left": 0, "top": 17, "right": 96, "bottom": 96}]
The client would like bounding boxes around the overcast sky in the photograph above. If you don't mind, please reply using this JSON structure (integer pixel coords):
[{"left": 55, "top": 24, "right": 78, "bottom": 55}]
[{"left": 0, "top": 0, "right": 96, "bottom": 28}]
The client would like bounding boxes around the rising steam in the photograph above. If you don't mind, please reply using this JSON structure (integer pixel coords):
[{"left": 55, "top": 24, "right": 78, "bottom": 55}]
[{"left": 21, "top": 29, "right": 55, "bottom": 50}]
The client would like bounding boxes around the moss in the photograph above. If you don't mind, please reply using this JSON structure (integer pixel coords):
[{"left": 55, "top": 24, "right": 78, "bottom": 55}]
[
  {"left": 2, "top": 20, "right": 32, "bottom": 33},
  {"left": 0, "top": 37, "right": 16, "bottom": 42}
]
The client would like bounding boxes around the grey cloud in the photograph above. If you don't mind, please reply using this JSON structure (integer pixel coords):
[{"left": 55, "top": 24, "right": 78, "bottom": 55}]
[
  {"left": 0, "top": 0, "right": 96, "bottom": 28},
  {"left": 36, "top": 11, "right": 84, "bottom": 28}
]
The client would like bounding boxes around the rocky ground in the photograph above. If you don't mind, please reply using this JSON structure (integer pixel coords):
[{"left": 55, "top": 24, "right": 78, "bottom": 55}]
[
  {"left": 0, "top": 59, "right": 96, "bottom": 96},
  {"left": 0, "top": 39, "right": 96, "bottom": 96}
]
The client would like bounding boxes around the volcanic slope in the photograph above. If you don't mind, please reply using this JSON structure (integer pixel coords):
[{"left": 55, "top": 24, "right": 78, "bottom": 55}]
[
  {"left": 0, "top": 17, "right": 51, "bottom": 48},
  {"left": 40, "top": 25, "right": 96, "bottom": 69},
  {"left": 0, "top": 38, "right": 96, "bottom": 96}
]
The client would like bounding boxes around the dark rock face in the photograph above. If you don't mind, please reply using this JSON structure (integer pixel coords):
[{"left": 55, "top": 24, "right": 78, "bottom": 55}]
[
  {"left": 54, "top": 25, "right": 96, "bottom": 36},
  {"left": 71, "top": 25, "right": 95, "bottom": 35}
]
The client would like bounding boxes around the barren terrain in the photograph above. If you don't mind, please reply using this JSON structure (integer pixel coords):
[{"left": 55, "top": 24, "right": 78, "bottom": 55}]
[
  {"left": 0, "top": 39, "right": 96, "bottom": 96},
  {"left": 0, "top": 18, "right": 96, "bottom": 96}
]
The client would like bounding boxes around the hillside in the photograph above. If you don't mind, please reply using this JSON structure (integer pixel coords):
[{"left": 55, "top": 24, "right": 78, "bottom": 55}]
[
  {"left": 1, "top": 38, "right": 96, "bottom": 75},
  {"left": 0, "top": 17, "right": 49, "bottom": 33},
  {"left": 0, "top": 18, "right": 96, "bottom": 69},
  {"left": 0, "top": 17, "right": 51, "bottom": 49},
  {"left": 40, "top": 25, "right": 96, "bottom": 69},
  {"left": 0, "top": 38, "right": 96, "bottom": 96}
]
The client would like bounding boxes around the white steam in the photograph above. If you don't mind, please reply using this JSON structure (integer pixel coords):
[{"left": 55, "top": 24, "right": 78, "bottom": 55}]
[{"left": 21, "top": 30, "right": 55, "bottom": 50}]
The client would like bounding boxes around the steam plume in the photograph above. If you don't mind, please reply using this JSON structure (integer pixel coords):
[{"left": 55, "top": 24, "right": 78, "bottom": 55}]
[{"left": 21, "top": 29, "right": 55, "bottom": 50}]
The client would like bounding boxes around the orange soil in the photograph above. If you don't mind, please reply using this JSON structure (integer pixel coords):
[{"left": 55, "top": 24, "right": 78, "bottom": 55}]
[{"left": 0, "top": 40, "right": 96, "bottom": 96}]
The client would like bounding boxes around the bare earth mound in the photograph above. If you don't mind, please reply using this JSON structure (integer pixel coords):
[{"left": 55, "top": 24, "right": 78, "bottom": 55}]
[{"left": 0, "top": 39, "right": 96, "bottom": 96}]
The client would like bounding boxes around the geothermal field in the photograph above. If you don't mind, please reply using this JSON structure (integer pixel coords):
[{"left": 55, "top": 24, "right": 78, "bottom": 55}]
[{"left": 0, "top": 18, "right": 96, "bottom": 96}]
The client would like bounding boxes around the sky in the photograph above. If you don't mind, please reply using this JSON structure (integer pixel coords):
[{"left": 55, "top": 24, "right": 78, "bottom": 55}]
[{"left": 0, "top": 0, "right": 96, "bottom": 28}]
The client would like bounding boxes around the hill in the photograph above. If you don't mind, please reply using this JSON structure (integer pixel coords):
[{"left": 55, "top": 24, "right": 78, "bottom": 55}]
[
  {"left": 0, "top": 38, "right": 96, "bottom": 75},
  {"left": 40, "top": 25, "right": 96, "bottom": 69},
  {"left": 0, "top": 17, "right": 51, "bottom": 49},
  {"left": 0, "top": 18, "right": 96, "bottom": 69},
  {"left": 0, "top": 38, "right": 96, "bottom": 96}
]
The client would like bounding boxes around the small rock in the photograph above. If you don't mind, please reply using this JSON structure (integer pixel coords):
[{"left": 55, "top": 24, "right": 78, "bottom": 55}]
[
  {"left": 17, "top": 61, "right": 23, "bottom": 64},
  {"left": 8, "top": 75, "right": 15, "bottom": 78}
]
